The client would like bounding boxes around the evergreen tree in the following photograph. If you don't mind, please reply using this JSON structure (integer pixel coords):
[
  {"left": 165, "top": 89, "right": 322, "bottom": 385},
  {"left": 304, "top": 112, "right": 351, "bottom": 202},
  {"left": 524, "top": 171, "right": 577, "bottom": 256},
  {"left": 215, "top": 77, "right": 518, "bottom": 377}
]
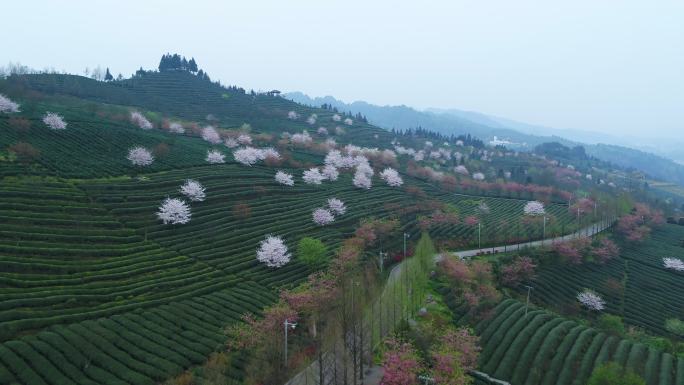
[
  {"left": 188, "top": 58, "right": 198, "bottom": 72},
  {"left": 104, "top": 67, "right": 113, "bottom": 81}
]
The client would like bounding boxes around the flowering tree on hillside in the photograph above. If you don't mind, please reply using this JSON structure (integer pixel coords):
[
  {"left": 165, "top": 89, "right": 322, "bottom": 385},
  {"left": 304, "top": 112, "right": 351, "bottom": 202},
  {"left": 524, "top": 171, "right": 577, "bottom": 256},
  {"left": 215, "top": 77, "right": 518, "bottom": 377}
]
[
  {"left": 275, "top": 171, "right": 294, "bottom": 186},
  {"left": 256, "top": 235, "right": 291, "bottom": 268},
  {"left": 43, "top": 112, "right": 67, "bottom": 130},
  {"left": 206, "top": 150, "right": 226, "bottom": 164},
  {"left": 501, "top": 256, "right": 536, "bottom": 286},
  {"left": 593, "top": 238, "right": 619, "bottom": 264},
  {"left": 577, "top": 289, "right": 605, "bottom": 311},
  {"left": 306, "top": 114, "right": 317, "bottom": 125},
  {"left": 430, "top": 327, "right": 480, "bottom": 385},
  {"left": 317, "top": 126, "right": 328, "bottom": 135},
  {"left": 344, "top": 117, "right": 353, "bottom": 126},
  {"left": 379, "top": 337, "right": 422, "bottom": 385},
  {"left": 332, "top": 113, "right": 341, "bottom": 122},
  {"left": 130, "top": 111, "right": 152, "bottom": 129},
  {"left": 353, "top": 170, "right": 372, "bottom": 189},
  {"left": 312, "top": 208, "right": 335, "bottom": 226},
  {"left": 472, "top": 172, "right": 485, "bottom": 181},
  {"left": 168, "top": 122, "right": 185, "bottom": 134},
  {"left": 322, "top": 165, "right": 339, "bottom": 181},
  {"left": 224, "top": 138, "right": 239, "bottom": 148},
  {"left": 523, "top": 201, "right": 545, "bottom": 216},
  {"left": 157, "top": 197, "right": 191, "bottom": 224},
  {"left": 179, "top": 179, "right": 206, "bottom": 202},
  {"left": 287, "top": 110, "right": 299, "bottom": 120},
  {"left": 201, "top": 126, "right": 222, "bottom": 144},
  {"left": 380, "top": 168, "right": 403, "bottom": 187},
  {"left": 454, "top": 165, "right": 469, "bottom": 175},
  {"left": 233, "top": 147, "right": 262, "bottom": 166},
  {"left": 327, "top": 198, "right": 346, "bottom": 215},
  {"left": 0, "top": 94, "right": 20, "bottom": 113},
  {"left": 127, "top": 146, "right": 154, "bottom": 166},
  {"left": 291, "top": 131, "right": 313, "bottom": 146},
  {"left": 663, "top": 257, "right": 684, "bottom": 271},
  {"left": 303, "top": 168, "right": 325, "bottom": 185},
  {"left": 237, "top": 134, "right": 252, "bottom": 145}
]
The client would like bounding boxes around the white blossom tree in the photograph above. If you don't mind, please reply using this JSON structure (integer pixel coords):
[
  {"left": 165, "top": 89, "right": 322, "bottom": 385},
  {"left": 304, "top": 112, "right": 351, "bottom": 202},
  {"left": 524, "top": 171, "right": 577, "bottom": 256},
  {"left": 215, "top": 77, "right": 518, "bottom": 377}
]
[
  {"left": 379, "top": 168, "right": 403, "bottom": 187},
  {"left": 206, "top": 150, "right": 226, "bottom": 164},
  {"left": 224, "top": 138, "right": 239, "bottom": 148},
  {"left": 306, "top": 114, "right": 317, "bottom": 125},
  {"left": 287, "top": 111, "right": 299, "bottom": 120},
  {"left": 43, "top": 112, "right": 67, "bottom": 130},
  {"left": 303, "top": 168, "right": 325, "bottom": 185},
  {"left": 353, "top": 170, "right": 372, "bottom": 189},
  {"left": 0, "top": 94, "right": 20, "bottom": 113},
  {"left": 202, "top": 126, "right": 222, "bottom": 144},
  {"left": 472, "top": 172, "right": 485, "bottom": 181},
  {"left": 312, "top": 208, "right": 335, "bottom": 226},
  {"left": 233, "top": 147, "right": 263, "bottom": 166},
  {"left": 344, "top": 117, "right": 353, "bottom": 126},
  {"left": 237, "top": 134, "right": 252, "bottom": 145},
  {"left": 130, "top": 111, "right": 153, "bottom": 129},
  {"left": 454, "top": 165, "right": 469, "bottom": 175},
  {"left": 322, "top": 165, "right": 339, "bottom": 181},
  {"left": 157, "top": 197, "right": 191, "bottom": 225},
  {"left": 317, "top": 127, "right": 329, "bottom": 135},
  {"left": 127, "top": 146, "right": 154, "bottom": 166},
  {"left": 275, "top": 171, "right": 294, "bottom": 186},
  {"left": 332, "top": 113, "right": 341, "bottom": 122},
  {"left": 256, "top": 235, "right": 291, "bottom": 268},
  {"left": 523, "top": 201, "right": 546, "bottom": 216},
  {"left": 179, "top": 179, "right": 206, "bottom": 202},
  {"left": 663, "top": 257, "right": 684, "bottom": 271},
  {"left": 291, "top": 131, "right": 313, "bottom": 146},
  {"left": 327, "top": 198, "right": 346, "bottom": 215},
  {"left": 261, "top": 147, "right": 281, "bottom": 162},
  {"left": 169, "top": 122, "right": 185, "bottom": 134},
  {"left": 577, "top": 289, "right": 605, "bottom": 311}
]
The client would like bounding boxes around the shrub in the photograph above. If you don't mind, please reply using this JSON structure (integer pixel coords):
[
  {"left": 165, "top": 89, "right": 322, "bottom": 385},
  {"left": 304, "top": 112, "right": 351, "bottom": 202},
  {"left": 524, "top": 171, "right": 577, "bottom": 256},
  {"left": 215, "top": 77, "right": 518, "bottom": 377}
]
[
  {"left": 597, "top": 314, "right": 625, "bottom": 336},
  {"left": 7, "top": 142, "right": 40, "bottom": 163},
  {"left": 297, "top": 237, "right": 327, "bottom": 267},
  {"left": 665, "top": 318, "right": 684, "bottom": 337},
  {"left": 587, "top": 362, "right": 646, "bottom": 385}
]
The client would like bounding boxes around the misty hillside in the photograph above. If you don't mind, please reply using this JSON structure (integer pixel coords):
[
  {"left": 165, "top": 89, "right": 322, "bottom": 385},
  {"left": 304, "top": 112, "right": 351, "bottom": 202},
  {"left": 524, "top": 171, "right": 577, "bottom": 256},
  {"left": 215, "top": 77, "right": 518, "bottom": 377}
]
[{"left": 286, "top": 92, "right": 684, "bottom": 187}]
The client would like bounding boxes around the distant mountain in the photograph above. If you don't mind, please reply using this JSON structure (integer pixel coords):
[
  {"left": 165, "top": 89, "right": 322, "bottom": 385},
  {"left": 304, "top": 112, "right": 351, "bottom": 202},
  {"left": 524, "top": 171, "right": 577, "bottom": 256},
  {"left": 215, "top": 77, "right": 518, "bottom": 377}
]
[{"left": 284, "top": 92, "right": 684, "bottom": 186}]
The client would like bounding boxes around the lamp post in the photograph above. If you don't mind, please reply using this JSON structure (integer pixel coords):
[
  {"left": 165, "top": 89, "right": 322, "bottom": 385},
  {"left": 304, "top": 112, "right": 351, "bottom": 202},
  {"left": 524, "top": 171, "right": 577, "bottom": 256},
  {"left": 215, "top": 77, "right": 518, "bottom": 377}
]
[
  {"left": 523, "top": 285, "right": 533, "bottom": 318},
  {"left": 378, "top": 251, "right": 387, "bottom": 273},
  {"left": 284, "top": 319, "right": 297, "bottom": 367},
  {"left": 542, "top": 216, "right": 548, "bottom": 246}
]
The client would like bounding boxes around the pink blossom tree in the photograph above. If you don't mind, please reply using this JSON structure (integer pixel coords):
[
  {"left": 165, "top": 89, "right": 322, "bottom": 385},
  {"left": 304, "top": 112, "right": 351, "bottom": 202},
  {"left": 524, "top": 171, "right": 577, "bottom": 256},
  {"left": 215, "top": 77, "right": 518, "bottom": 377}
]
[
  {"left": 312, "top": 208, "right": 335, "bottom": 226},
  {"left": 237, "top": 134, "right": 252, "bottom": 145},
  {"left": 353, "top": 170, "right": 372, "bottom": 189},
  {"left": 275, "top": 171, "right": 295, "bottom": 186},
  {"left": 593, "top": 238, "right": 619, "bottom": 264},
  {"left": 42, "top": 112, "right": 67, "bottom": 130},
  {"left": 256, "top": 235, "right": 291, "bottom": 267},
  {"left": 127, "top": 146, "right": 154, "bottom": 166},
  {"left": 224, "top": 137, "right": 239, "bottom": 148},
  {"left": 332, "top": 113, "right": 341, "bottom": 122},
  {"left": 179, "top": 179, "right": 206, "bottom": 202},
  {"left": 130, "top": 111, "right": 152, "bottom": 129},
  {"left": 430, "top": 327, "right": 480, "bottom": 385},
  {"left": 501, "top": 256, "right": 536, "bottom": 286},
  {"left": 379, "top": 338, "right": 422, "bottom": 385},
  {"left": 157, "top": 198, "right": 191, "bottom": 224},
  {"left": 0, "top": 94, "right": 20, "bottom": 113},
  {"left": 322, "top": 165, "right": 339, "bottom": 181},
  {"left": 287, "top": 110, "right": 299, "bottom": 120},
  {"left": 523, "top": 200, "right": 546, "bottom": 216}
]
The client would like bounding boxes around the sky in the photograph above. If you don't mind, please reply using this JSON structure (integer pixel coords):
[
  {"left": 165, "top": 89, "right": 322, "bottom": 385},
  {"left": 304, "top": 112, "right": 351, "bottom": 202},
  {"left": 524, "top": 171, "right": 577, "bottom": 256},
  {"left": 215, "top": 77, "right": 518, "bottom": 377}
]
[{"left": 2, "top": 0, "right": 683, "bottom": 139}]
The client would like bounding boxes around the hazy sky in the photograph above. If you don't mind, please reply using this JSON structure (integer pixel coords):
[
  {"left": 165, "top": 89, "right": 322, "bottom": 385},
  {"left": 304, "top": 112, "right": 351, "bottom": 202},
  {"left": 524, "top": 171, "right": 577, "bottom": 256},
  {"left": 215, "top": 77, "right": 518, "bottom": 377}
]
[{"left": 3, "top": 0, "right": 683, "bottom": 139}]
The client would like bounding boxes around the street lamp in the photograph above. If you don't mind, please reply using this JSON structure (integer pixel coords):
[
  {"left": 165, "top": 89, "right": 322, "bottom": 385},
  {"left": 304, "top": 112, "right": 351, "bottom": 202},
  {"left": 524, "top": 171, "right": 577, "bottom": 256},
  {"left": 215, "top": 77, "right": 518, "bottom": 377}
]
[
  {"left": 523, "top": 285, "right": 534, "bottom": 318},
  {"left": 284, "top": 319, "right": 297, "bottom": 367},
  {"left": 378, "top": 251, "right": 388, "bottom": 273},
  {"left": 542, "top": 216, "right": 548, "bottom": 246},
  {"left": 403, "top": 232, "right": 410, "bottom": 260}
]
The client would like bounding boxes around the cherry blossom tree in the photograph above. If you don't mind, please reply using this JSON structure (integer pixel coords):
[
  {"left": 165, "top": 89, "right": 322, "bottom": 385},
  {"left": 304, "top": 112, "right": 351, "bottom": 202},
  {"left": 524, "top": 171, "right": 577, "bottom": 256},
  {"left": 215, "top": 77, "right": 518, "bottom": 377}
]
[
  {"left": 472, "top": 172, "right": 485, "bottom": 181},
  {"left": 168, "top": 122, "right": 185, "bottom": 134},
  {"left": 287, "top": 110, "right": 299, "bottom": 120},
  {"left": 312, "top": 208, "right": 335, "bottom": 225},
  {"left": 353, "top": 170, "right": 372, "bottom": 189},
  {"left": 501, "top": 257, "right": 536, "bottom": 285},
  {"left": 275, "top": 171, "right": 294, "bottom": 186},
  {"left": 261, "top": 147, "right": 281, "bottom": 162},
  {"left": 127, "top": 146, "right": 154, "bottom": 166},
  {"left": 663, "top": 257, "right": 684, "bottom": 272},
  {"left": 413, "top": 151, "right": 425, "bottom": 162},
  {"left": 380, "top": 168, "right": 403, "bottom": 187},
  {"left": 306, "top": 114, "right": 317, "bottom": 125},
  {"left": 233, "top": 147, "right": 262, "bottom": 166},
  {"left": 42, "top": 112, "right": 67, "bottom": 130},
  {"left": 291, "top": 130, "right": 313, "bottom": 146},
  {"left": 303, "top": 168, "right": 325, "bottom": 184},
  {"left": 0, "top": 94, "right": 20, "bottom": 113},
  {"left": 237, "top": 134, "right": 252, "bottom": 145},
  {"left": 379, "top": 337, "right": 422, "bottom": 385},
  {"left": 454, "top": 165, "right": 469, "bottom": 175},
  {"left": 256, "top": 235, "right": 291, "bottom": 268},
  {"left": 130, "top": 111, "right": 152, "bottom": 129},
  {"left": 322, "top": 165, "right": 339, "bottom": 181},
  {"left": 206, "top": 149, "right": 226, "bottom": 164},
  {"left": 523, "top": 200, "right": 546, "bottom": 216},
  {"left": 344, "top": 117, "right": 353, "bottom": 125},
  {"left": 317, "top": 126, "right": 328, "bottom": 135},
  {"left": 327, "top": 198, "right": 346, "bottom": 215},
  {"left": 157, "top": 197, "right": 191, "bottom": 224},
  {"left": 201, "top": 126, "right": 222, "bottom": 144},
  {"left": 577, "top": 289, "right": 605, "bottom": 311},
  {"left": 224, "top": 137, "right": 239, "bottom": 148},
  {"left": 332, "top": 113, "right": 341, "bottom": 122},
  {"left": 179, "top": 179, "right": 206, "bottom": 202}
]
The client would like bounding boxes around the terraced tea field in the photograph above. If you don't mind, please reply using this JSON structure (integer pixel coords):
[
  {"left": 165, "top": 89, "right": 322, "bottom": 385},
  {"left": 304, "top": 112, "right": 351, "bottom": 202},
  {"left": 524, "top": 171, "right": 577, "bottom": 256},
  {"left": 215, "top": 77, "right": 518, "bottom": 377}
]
[
  {"left": 474, "top": 300, "right": 684, "bottom": 385},
  {"left": 528, "top": 224, "right": 684, "bottom": 335}
]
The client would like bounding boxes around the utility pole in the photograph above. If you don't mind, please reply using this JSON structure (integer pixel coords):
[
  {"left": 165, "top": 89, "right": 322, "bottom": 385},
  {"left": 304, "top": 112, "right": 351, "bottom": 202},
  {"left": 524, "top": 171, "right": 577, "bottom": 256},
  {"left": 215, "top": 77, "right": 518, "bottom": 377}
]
[
  {"left": 478, "top": 222, "right": 482, "bottom": 249},
  {"left": 523, "top": 285, "right": 533, "bottom": 318},
  {"left": 284, "top": 319, "right": 297, "bottom": 367},
  {"left": 542, "top": 216, "right": 547, "bottom": 246},
  {"left": 378, "top": 251, "right": 387, "bottom": 273}
]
